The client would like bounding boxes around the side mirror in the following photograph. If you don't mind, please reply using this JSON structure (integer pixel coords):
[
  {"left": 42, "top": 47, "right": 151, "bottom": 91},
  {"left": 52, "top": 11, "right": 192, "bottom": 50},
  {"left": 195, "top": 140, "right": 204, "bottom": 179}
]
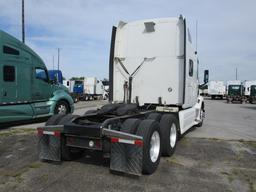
[{"left": 204, "top": 70, "right": 209, "bottom": 84}]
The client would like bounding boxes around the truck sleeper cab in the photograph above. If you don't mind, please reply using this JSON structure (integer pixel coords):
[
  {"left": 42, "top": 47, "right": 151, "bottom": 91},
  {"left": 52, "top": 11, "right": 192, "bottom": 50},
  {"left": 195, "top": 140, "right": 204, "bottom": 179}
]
[
  {"left": 227, "top": 85, "right": 243, "bottom": 103},
  {"left": 38, "top": 16, "right": 205, "bottom": 175},
  {"left": 249, "top": 85, "right": 256, "bottom": 104},
  {"left": 243, "top": 80, "right": 256, "bottom": 103},
  {"left": 0, "top": 30, "right": 74, "bottom": 123}
]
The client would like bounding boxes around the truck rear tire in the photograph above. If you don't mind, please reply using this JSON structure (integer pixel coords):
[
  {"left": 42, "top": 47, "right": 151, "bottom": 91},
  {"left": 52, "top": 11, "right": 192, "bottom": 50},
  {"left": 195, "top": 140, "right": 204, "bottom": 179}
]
[
  {"left": 120, "top": 118, "right": 141, "bottom": 134},
  {"left": 84, "top": 109, "right": 98, "bottom": 115},
  {"left": 45, "top": 114, "right": 65, "bottom": 126},
  {"left": 147, "top": 113, "right": 162, "bottom": 122},
  {"left": 160, "top": 114, "right": 179, "bottom": 157},
  {"left": 136, "top": 120, "right": 161, "bottom": 174},
  {"left": 58, "top": 114, "right": 79, "bottom": 125}
]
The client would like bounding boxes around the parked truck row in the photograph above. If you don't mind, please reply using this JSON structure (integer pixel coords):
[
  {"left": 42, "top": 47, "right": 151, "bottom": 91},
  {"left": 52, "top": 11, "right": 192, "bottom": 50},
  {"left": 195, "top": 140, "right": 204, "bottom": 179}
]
[
  {"left": 200, "top": 80, "right": 256, "bottom": 104},
  {"left": 63, "top": 78, "right": 108, "bottom": 102}
]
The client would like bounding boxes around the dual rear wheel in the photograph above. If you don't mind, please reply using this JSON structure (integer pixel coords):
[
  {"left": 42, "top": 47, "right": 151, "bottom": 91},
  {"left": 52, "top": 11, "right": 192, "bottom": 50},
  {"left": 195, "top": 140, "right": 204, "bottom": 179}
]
[
  {"left": 46, "top": 112, "right": 180, "bottom": 174},
  {"left": 121, "top": 113, "right": 179, "bottom": 174}
]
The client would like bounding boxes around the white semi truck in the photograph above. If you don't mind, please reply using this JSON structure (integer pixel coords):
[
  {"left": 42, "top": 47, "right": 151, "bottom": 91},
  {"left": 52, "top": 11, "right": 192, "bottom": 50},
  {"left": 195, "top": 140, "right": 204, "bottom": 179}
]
[
  {"left": 63, "top": 80, "right": 75, "bottom": 93},
  {"left": 37, "top": 16, "right": 205, "bottom": 175},
  {"left": 243, "top": 80, "right": 256, "bottom": 99},
  {"left": 208, "top": 81, "right": 226, "bottom": 99}
]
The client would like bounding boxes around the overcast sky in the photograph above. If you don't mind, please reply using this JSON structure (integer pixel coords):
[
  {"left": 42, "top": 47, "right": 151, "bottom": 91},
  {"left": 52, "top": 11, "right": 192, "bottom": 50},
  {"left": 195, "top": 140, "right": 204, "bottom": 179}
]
[{"left": 0, "top": 0, "right": 255, "bottom": 82}]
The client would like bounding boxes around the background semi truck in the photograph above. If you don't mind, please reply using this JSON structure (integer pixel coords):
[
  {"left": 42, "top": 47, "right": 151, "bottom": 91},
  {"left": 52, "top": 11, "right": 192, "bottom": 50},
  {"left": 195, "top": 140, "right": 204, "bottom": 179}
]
[
  {"left": 249, "top": 85, "right": 256, "bottom": 104},
  {"left": 243, "top": 80, "right": 256, "bottom": 103},
  {"left": 72, "top": 77, "right": 106, "bottom": 101},
  {"left": 226, "top": 80, "right": 243, "bottom": 103},
  {"left": 208, "top": 81, "right": 225, "bottom": 99},
  {"left": 38, "top": 16, "right": 205, "bottom": 175},
  {"left": 0, "top": 30, "right": 74, "bottom": 123},
  {"left": 48, "top": 70, "right": 63, "bottom": 84}
]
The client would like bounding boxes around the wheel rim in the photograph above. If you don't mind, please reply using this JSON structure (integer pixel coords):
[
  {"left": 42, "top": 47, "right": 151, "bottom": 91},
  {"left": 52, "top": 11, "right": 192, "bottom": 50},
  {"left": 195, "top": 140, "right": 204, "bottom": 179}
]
[
  {"left": 200, "top": 109, "right": 205, "bottom": 121},
  {"left": 57, "top": 104, "right": 67, "bottom": 114},
  {"left": 150, "top": 131, "right": 160, "bottom": 163},
  {"left": 170, "top": 124, "right": 177, "bottom": 148}
]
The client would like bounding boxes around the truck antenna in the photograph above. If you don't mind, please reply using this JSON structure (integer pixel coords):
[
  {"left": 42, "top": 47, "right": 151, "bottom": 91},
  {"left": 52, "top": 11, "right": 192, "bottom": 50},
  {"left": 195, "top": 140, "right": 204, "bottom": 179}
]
[
  {"left": 52, "top": 55, "right": 55, "bottom": 70},
  {"left": 22, "top": 0, "right": 25, "bottom": 43},
  {"left": 196, "top": 20, "right": 198, "bottom": 53},
  {"left": 236, "top": 67, "right": 238, "bottom": 80}
]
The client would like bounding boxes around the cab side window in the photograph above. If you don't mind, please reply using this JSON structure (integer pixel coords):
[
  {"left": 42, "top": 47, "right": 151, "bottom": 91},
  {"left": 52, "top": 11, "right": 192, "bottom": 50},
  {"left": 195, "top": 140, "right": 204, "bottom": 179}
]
[
  {"left": 189, "top": 59, "right": 193, "bottom": 77},
  {"left": 3, "top": 65, "right": 15, "bottom": 82},
  {"left": 3, "top": 45, "right": 20, "bottom": 55},
  {"left": 35, "top": 68, "right": 48, "bottom": 82}
]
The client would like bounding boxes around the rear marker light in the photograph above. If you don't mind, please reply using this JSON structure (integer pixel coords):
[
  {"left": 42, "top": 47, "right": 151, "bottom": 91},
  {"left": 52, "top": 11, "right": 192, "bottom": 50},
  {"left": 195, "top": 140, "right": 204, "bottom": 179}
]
[
  {"left": 54, "top": 131, "right": 61, "bottom": 138},
  {"left": 37, "top": 129, "right": 61, "bottom": 138},
  {"left": 37, "top": 128, "right": 43, "bottom": 136},
  {"left": 134, "top": 140, "right": 143, "bottom": 146},
  {"left": 111, "top": 137, "right": 143, "bottom": 146},
  {"left": 111, "top": 137, "right": 119, "bottom": 143}
]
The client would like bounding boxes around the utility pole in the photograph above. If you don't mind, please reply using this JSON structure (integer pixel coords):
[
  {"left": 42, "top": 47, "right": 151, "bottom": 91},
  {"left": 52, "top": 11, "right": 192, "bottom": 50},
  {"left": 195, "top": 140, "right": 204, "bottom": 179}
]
[
  {"left": 56, "top": 48, "right": 61, "bottom": 84},
  {"left": 196, "top": 20, "right": 198, "bottom": 53},
  {"left": 52, "top": 55, "right": 55, "bottom": 70},
  {"left": 22, "top": 0, "right": 25, "bottom": 43},
  {"left": 236, "top": 67, "right": 238, "bottom": 80},
  {"left": 57, "top": 48, "right": 60, "bottom": 71}
]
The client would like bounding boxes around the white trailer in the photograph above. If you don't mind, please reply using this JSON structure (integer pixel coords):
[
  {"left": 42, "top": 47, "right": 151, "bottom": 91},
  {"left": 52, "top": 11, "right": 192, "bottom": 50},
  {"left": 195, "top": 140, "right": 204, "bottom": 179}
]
[
  {"left": 38, "top": 16, "right": 205, "bottom": 176},
  {"left": 63, "top": 80, "right": 75, "bottom": 93},
  {"left": 208, "top": 81, "right": 226, "bottom": 99}
]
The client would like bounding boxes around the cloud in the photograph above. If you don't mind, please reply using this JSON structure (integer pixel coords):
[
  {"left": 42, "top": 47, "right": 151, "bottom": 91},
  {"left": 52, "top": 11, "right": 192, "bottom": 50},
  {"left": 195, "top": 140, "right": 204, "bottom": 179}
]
[{"left": 0, "top": 0, "right": 255, "bottom": 81}]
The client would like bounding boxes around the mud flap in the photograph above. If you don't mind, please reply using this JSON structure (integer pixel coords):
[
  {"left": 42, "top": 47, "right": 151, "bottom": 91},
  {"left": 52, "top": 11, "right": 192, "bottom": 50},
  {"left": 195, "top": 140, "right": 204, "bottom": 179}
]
[
  {"left": 37, "top": 126, "right": 63, "bottom": 161},
  {"left": 110, "top": 139, "right": 143, "bottom": 176}
]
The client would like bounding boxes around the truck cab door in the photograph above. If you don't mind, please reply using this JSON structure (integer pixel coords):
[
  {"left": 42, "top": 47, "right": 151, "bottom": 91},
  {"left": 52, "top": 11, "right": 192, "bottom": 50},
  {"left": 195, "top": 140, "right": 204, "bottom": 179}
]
[{"left": 0, "top": 65, "right": 17, "bottom": 103}]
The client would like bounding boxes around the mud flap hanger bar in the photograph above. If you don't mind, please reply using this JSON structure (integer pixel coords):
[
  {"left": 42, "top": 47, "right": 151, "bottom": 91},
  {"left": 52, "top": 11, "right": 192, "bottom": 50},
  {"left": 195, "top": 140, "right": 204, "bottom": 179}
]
[{"left": 102, "top": 128, "right": 143, "bottom": 141}]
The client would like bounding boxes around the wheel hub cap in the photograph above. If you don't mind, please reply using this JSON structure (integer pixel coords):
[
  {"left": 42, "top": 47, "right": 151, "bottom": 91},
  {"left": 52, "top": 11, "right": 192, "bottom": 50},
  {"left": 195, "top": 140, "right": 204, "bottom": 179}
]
[
  {"left": 58, "top": 105, "right": 67, "bottom": 114},
  {"left": 170, "top": 124, "right": 177, "bottom": 148},
  {"left": 150, "top": 131, "right": 160, "bottom": 163}
]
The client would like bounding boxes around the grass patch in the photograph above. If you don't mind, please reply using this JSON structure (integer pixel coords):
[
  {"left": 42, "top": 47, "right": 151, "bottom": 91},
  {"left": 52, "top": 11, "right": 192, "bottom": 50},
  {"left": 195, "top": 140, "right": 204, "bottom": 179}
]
[
  {"left": 232, "top": 168, "right": 255, "bottom": 192},
  {"left": 167, "top": 157, "right": 184, "bottom": 166},
  {"left": 221, "top": 171, "right": 234, "bottom": 183},
  {"left": 1, "top": 161, "right": 42, "bottom": 184},
  {"left": 242, "top": 141, "right": 256, "bottom": 149},
  {"left": 29, "top": 162, "right": 43, "bottom": 169},
  {"left": 0, "top": 128, "right": 35, "bottom": 137}
]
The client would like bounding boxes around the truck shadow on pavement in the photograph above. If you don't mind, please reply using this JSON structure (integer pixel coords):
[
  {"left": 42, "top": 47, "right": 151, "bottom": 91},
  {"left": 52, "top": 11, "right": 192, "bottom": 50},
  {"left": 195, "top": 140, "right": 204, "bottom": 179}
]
[
  {"left": 75, "top": 151, "right": 110, "bottom": 167},
  {"left": 74, "top": 151, "right": 139, "bottom": 178},
  {"left": 240, "top": 105, "right": 256, "bottom": 110},
  {"left": 0, "top": 117, "right": 48, "bottom": 129}
]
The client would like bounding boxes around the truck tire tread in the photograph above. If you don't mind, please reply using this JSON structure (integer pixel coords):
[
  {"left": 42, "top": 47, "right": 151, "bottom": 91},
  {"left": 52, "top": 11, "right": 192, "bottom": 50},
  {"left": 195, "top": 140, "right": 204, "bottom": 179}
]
[
  {"left": 136, "top": 120, "right": 161, "bottom": 174},
  {"left": 160, "top": 114, "right": 179, "bottom": 156}
]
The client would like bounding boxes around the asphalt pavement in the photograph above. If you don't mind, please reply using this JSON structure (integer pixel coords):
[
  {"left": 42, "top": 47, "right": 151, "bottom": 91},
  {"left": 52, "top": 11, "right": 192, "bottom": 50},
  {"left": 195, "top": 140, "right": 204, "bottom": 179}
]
[
  {"left": 187, "top": 98, "right": 256, "bottom": 141},
  {"left": 0, "top": 98, "right": 255, "bottom": 192}
]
